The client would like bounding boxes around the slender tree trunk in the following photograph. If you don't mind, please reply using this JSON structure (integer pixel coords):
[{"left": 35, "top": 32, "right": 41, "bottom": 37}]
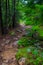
[
  {"left": 12, "top": 0, "right": 18, "bottom": 28},
  {"left": 0, "top": 0, "right": 4, "bottom": 34},
  {"left": 8, "top": 0, "right": 10, "bottom": 26},
  {"left": 12, "top": 0, "right": 16, "bottom": 28},
  {"left": 3, "top": 0, "right": 8, "bottom": 34}
]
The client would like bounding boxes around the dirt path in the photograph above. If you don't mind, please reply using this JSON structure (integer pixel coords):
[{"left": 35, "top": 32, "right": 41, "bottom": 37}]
[{"left": 0, "top": 25, "right": 32, "bottom": 65}]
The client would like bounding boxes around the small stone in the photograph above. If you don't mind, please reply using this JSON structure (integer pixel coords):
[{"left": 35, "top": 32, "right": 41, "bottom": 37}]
[
  {"left": 12, "top": 41, "right": 18, "bottom": 48},
  {"left": 18, "top": 36, "right": 20, "bottom": 38},
  {"left": 18, "top": 57, "right": 26, "bottom": 65},
  {"left": 3, "top": 59, "right": 8, "bottom": 63},
  {"left": 5, "top": 40, "right": 10, "bottom": 44},
  {"left": 13, "top": 38, "right": 18, "bottom": 41},
  {"left": 1, "top": 43, "right": 5, "bottom": 47},
  {"left": 3, "top": 39, "right": 6, "bottom": 41},
  {"left": 2, "top": 63, "right": 7, "bottom": 65}
]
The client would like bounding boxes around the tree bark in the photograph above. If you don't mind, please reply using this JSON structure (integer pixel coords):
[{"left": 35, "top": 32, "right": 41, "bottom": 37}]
[
  {"left": 0, "top": 0, "right": 4, "bottom": 34},
  {"left": 12, "top": 0, "right": 18, "bottom": 28},
  {"left": 3, "top": 0, "right": 8, "bottom": 34}
]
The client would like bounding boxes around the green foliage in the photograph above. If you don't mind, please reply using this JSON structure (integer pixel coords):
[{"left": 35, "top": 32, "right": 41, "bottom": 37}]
[
  {"left": 18, "top": 37, "right": 39, "bottom": 47},
  {"left": 24, "top": 4, "right": 43, "bottom": 25},
  {"left": 31, "top": 26, "right": 43, "bottom": 37},
  {"left": 16, "top": 47, "right": 28, "bottom": 59},
  {"left": 16, "top": 47, "right": 43, "bottom": 65},
  {"left": 38, "top": 29, "right": 43, "bottom": 37},
  {"left": 26, "top": 25, "right": 43, "bottom": 40},
  {"left": 18, "top": 37, "right": 31, "bottom": 47},
  {"left": 18, "top": 25, "right": 43, "bottom": 47},
  {"left": 25, "top": 21, "right": 33, "bottom": 25},
  {"left": 16, "top": 1, "right": 43, "bottom": 65},
  {"left": 1, "top": 0, "right": 43, "bottom": 30},
  {"left": 31, "top": 25, "right": 39, "bottom": 31},
  {"left": 1, "top": 1, "right": 43, "bottom": 64}
]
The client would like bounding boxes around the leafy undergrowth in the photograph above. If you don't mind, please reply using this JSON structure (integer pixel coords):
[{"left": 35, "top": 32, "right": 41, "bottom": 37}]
[
  {"left": 25, "top": 25, "right": 43, "bottom": 40},
  {"left": 32, "top": 25, "right": 43, "bottom": 37},
  {"left": 18, "top": 37, "right": 33, "bottom": 47},
  {"left": 25, "top": 21, "right": 34, "bottom": 25},
  {"left": 18, "top": 37, "right": 40, "bottom": 47},
  {"left": 16, "top": 25, "right": 43, "bottom": 65},
  {"left": 17, "top": 25, "right": 43, "bottom": 47},
  {"left": 16, "top": 46, "right": 43, "bottom": 65}
]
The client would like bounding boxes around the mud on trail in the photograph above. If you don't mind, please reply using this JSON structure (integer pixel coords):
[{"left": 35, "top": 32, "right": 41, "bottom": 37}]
[{"left": 0, "top": 25, "right": 31, "bottom": 65}]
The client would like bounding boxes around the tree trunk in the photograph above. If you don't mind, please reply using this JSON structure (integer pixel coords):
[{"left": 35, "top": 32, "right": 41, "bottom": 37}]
[
  {"left": 3, "top": 0, "right": 8, "bottom": 34},
  {"left": 12, "top": 0, "right": 18, "bottom": 28},
  {"left": 0, "top": 0, "right": 4, "bottom": 34},
  {"left": 8, "top": 0, "right": 10, "bottom": 25}
]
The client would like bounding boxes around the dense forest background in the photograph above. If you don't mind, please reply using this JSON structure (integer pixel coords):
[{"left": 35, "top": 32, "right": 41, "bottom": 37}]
[
  {"left": 0, "top": 0, "right": 43, "bottom": 35},
  {"left": 0, "top": 0, "right": 19, "bottom": 34},
  {"left": 0, "top": 0, "right": 43, "bottom": 65}
]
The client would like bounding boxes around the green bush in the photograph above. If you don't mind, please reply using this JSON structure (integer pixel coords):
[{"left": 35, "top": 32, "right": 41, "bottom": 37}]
[
  {"left": 16, "top": 47, "right": 43, "bottom": 65},
  {"left": 26, "top": 25, "right": 43, "bottom": 40},
  {"left": 24, "top": 4, "right": 43, "bottom": 26},
  {"left": 18, "top": 26, "right": 40, "bottom": 47},
  {"left": 25, "top": 21, "right": 34, "bottom": 25},
  {"left": 31, "top": 25, "right": 39, "bottom": 31},
  {"left": 18, "top": 37, "right": 31, "bottom": 47}
]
